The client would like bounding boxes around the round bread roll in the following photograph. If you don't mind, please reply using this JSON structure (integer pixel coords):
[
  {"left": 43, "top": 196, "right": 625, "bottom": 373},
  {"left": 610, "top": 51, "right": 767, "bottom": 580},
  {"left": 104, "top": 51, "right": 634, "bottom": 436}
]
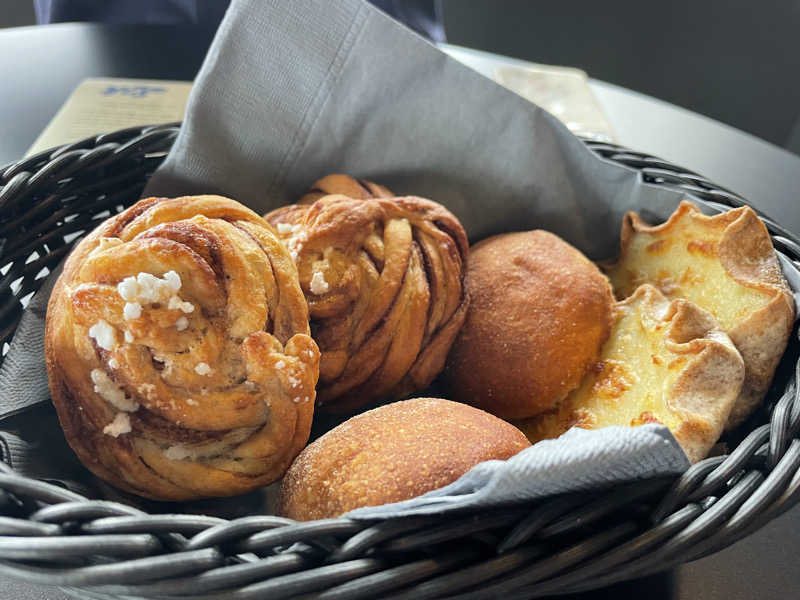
[
  {"left": 278, "top": 398, "right": 530, "bottom": 520},
  {"left": 443, "top": 230, "right": 615, "bottom": 420}
]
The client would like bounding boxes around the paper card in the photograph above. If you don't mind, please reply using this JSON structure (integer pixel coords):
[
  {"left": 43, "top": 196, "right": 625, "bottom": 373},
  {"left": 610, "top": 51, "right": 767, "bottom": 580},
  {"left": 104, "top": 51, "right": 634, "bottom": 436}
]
[
  {"left": 494, "top": 64, "right": 615, "bottom": 142},
  {"left": 440, "top": 44, "right": 615, "bottom": 142},
  {"left": 26, "top": 78, "right": 192, "bottom": 156}
]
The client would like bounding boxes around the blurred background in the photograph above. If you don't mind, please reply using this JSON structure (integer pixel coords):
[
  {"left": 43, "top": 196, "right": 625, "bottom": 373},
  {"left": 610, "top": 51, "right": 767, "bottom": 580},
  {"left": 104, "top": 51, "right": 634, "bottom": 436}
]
[
  {"left": 2, "top": 0, "right": 799, "bottom": 155},
  {"left": 443, "top": 0, "right": 800, "bottom": 155},
  {"left": 2, "top": 0, "right": 34, "bottom": 27}
]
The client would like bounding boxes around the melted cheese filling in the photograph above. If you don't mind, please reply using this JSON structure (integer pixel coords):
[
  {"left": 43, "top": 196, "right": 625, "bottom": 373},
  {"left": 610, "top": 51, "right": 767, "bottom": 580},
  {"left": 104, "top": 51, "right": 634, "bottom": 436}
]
[
  {"left": 607, "top": 214, "right": 770, "bottom": 330},
  {"left": 519, "top": 296, "right": 685, "bottom": 442}
]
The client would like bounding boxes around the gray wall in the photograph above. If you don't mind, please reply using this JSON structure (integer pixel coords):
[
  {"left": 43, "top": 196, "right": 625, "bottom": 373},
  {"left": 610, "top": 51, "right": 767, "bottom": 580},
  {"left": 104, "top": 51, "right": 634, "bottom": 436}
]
[
  {"left": 3, "top": 1, "right": 798, "bottom": 153},
  {"left": 0, "top": 0, "right": 35, "bottom": 27},
  {"left": 444, "top": 0, "right": 800, "bottom": 154}
]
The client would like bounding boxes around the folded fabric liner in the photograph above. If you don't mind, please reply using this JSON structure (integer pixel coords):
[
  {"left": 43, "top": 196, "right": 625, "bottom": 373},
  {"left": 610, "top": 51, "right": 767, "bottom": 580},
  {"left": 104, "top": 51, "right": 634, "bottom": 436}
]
[{"left": 0, "top": 0, "right": 698, "bottom": 515}]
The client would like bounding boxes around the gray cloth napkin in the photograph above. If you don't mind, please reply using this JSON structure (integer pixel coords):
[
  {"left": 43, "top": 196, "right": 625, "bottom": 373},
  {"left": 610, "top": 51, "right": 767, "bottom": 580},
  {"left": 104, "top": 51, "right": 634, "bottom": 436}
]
[
  {"left": 4, "top": 0, "right": 771, "bottom": 511},
  {"left": 0, "top": 263, "right": 59, "bottom": 422},
  {"left": 347, "top": 425, "right": 685, "bottom": 518},
  {"left": 146, "top": 0, "right": 697, "bottom": 513},
  {"left": 144, "top": 0, "right": 689, "bottom": 257}
]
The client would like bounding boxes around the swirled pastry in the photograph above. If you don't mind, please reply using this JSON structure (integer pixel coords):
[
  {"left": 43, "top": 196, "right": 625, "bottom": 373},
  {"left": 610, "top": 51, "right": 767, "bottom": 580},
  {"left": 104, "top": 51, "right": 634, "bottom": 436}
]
[
  {"left": 604, "top": 201, "right": 795, "bottom": 429},
  {"left": 45, "top": 195, "right": 320, "bottom": 501},
  {"left": 297, "top": 173, "right": 393, "bottom": 205},
  {"left": 266, "top": 175, "right": 469, "bottom": 411},
  {"left": 517, "top": 285, "right": 745, "bottom": 463}
]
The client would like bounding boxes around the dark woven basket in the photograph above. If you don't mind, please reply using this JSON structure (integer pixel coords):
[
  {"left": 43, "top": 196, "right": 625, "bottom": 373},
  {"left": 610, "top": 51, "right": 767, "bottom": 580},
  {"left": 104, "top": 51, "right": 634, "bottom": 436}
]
[{"left": 0, "top": 124, "right": 798, "bottom": 600}]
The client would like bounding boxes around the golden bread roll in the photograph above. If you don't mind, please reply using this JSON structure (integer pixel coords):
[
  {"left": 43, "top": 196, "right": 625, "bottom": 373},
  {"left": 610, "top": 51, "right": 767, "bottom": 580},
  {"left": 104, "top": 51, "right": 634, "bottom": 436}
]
[
  {"left": 443, "top": 230, "right": 615, "bottom": 420},
  {"left": 278, "top": 397, "right": 530, "bottom": 520},
  {"left": 604, "top": 201, "right": 795, "bottom": 429},
  {"left": 516, "top": 285, "right": 745, "bottom": 463},
  {"left": 265, "top": 175, "right": 469, "bottom": 412},
  {"left": 45, "top": 195, "right": 320, "bottom": 501}
]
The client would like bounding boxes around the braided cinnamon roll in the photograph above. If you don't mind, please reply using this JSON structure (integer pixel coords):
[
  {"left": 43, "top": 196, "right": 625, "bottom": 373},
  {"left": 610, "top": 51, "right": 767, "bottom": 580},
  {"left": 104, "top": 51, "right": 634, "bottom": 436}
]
[
  {"left": 266, "top": 175, "right": 469, "bottom": 412},
  {"left": 45, "top": 196, "right": 320, "bottom": 501},
  {"left": 297, "top": 173, "right": 393, "bottom": 205}
]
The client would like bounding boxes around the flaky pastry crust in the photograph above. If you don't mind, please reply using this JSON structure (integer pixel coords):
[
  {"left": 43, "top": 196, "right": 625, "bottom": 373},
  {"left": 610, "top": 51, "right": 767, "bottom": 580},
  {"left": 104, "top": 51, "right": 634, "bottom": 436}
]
[
  {"left": 266, "top": 175, "right": 469, "bottom": 411},
  {"left": 297, "top": 173, "right": 393, "bottom": 205},
  {"left": 45, "top": 195, "right": 320, "bottom": 501},
  {"left": 517, "top": 285, "right": 745, "bottom": 463},
  {"left": 604, "top": 201, "right": 795, "bottom": 429}
]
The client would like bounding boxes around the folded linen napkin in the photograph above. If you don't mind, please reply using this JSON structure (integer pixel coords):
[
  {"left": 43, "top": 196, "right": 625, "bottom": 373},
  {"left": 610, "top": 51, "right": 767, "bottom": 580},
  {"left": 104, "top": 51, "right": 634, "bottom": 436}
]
[{"left": 0, "top": 0, "right": 709, "bottom": 512}]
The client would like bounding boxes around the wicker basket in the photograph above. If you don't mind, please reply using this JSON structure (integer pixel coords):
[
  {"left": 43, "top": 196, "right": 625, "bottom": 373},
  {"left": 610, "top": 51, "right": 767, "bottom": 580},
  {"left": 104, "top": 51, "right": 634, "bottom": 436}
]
[{"left": 0, "top": 124, "right": 798, "bottom": 600}]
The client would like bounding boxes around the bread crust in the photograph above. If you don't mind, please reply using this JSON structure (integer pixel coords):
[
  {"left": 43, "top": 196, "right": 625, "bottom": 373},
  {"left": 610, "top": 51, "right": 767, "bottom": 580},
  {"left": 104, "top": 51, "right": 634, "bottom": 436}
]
[
  {"left": 519, "top": 285, "right": 745, "bottom": 462},
  {"left": 266, "top": 175, "right": 469, "bottom": 411},
  {"left": 606, "top": 201, "right": 795, "bottom": 429},
  {"left": 298, "top": 173, "right": 393, "bottom": 205},
  {"left": 45, "top": 195, "right": 320, "bottom": 501},
  {"left": 443, "top": 230, "right": 615, "bottom": 420},
  {"left": 277, "top": 398, "right": 530, "bottom": 520}
]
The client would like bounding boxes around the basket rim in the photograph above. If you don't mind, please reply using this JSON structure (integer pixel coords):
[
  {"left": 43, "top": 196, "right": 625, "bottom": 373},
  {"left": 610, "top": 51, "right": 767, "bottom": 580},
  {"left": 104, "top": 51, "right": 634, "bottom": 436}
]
[{"left": 0, "top": 124, "right": 798, "bottom": 600}]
